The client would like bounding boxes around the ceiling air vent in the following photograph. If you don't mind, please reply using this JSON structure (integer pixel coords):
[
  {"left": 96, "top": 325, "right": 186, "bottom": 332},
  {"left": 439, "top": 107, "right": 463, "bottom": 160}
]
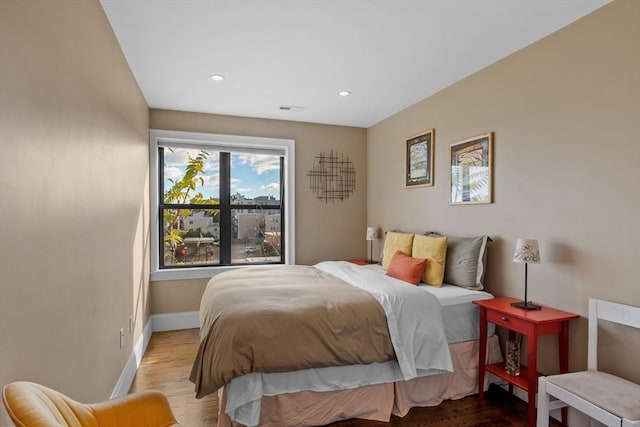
[{"left": 279, "top": 105, "right": 305, "bottom": 112}]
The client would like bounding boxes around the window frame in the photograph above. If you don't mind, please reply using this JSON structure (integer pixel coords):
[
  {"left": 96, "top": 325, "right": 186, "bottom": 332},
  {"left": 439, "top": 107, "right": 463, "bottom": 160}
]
[{"left": 149, "top": 129, "right": 295, "bottom": 281}]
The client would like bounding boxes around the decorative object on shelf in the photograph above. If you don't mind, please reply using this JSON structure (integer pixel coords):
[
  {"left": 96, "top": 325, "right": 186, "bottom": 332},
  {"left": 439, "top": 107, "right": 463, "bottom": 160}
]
[
  {"left": 512, "top": 238, "right": 542, "bottom": 310},
  {"left": 505, "top": 336, "right": 521, "bottom": 376},
  {"left": 405, "top": 129, "right": 435, "bottom": 188},
  {"left": 307, "top": 150, "right": 355, "bottom": 203},
  {"left": 365, "top": 226, "right": 379, "bottom": 264},
  {"left": 450, "top": 132, "right": 493, "bottom": 205}
]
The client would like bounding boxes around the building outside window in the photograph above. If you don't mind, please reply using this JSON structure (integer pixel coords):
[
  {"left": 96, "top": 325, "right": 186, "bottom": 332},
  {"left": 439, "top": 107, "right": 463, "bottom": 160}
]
[{"left": 150, "top": 130, "right": 295, "bottom": 281}]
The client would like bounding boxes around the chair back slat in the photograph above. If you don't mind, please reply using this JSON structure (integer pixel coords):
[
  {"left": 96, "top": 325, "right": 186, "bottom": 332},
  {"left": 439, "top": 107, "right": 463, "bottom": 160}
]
[
  {"left": 588, "top": 298, "right": 640, "bottom": 371},
  {"left": 595, "top": 299, "right": 640, "bottom": 328}
]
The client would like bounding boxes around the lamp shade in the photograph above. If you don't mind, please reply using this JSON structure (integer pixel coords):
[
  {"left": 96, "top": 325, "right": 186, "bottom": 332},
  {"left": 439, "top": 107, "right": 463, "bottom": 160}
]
[
  {"left": 365, "top": 227, "right": 378, "bottom": 241},
  {"left": 513, "top": 239, "right": 540, "bottom": 264}
]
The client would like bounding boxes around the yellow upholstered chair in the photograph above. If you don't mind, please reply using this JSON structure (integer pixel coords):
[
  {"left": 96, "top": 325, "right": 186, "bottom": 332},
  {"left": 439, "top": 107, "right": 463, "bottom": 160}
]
[{"left": 2, "top": 381, "right": 185, "bottom": 427}]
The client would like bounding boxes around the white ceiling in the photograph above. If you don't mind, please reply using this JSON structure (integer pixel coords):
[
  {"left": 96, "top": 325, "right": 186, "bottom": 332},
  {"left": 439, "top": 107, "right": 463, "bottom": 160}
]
[{"left": 100, "top": 0, "right": 609, "bottom": 128}]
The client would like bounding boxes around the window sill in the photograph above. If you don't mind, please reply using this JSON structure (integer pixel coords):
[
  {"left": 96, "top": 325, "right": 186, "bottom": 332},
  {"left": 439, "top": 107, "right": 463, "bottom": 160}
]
[{"left": 150, "top": 263, "right": 287, "bottom": 282}]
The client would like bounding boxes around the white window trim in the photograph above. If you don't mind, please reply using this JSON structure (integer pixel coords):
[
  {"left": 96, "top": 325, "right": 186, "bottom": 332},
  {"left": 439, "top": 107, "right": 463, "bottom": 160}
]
[{"left": 149, "top": 129, "right": 295, "bottom": 281}]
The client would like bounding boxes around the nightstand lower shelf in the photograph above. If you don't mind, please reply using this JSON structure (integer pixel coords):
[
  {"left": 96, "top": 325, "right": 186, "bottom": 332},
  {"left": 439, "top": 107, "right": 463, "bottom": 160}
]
[{"left": 486, "top": 362, "right": 536, "bottom": 392}]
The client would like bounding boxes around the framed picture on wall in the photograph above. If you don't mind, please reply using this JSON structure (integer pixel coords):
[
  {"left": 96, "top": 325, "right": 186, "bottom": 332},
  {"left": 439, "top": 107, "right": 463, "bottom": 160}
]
[
  {"left": 405, "top": 129, "right": 434, "bottom": 188},
  {"left": 450, "top": 132, "right": 493, "bottom": 204}
]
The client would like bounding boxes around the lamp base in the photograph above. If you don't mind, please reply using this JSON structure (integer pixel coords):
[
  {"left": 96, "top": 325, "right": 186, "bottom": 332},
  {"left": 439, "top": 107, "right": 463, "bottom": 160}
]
[{"left": 511, "top": 301, "right": 542, "bottom": 310}]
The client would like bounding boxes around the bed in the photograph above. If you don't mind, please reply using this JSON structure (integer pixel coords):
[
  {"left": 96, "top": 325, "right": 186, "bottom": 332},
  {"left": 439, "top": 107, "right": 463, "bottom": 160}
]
[{"left": 191, "top": 232, "right": 501, "bottom": 426}]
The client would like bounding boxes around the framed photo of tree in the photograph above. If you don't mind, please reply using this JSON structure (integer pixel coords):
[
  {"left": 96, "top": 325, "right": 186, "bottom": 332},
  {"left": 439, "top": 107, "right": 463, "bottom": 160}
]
[
  {"left": 405, "top": 129, "right": 434, "bottom": 188},
  {"left": 450, "top": 132, "right": 493, "bottom": 204}
]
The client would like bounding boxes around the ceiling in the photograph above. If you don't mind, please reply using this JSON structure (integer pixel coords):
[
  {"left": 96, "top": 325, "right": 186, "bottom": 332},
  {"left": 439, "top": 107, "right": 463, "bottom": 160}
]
[{"left": 100, "top": 0, "right": 609, "bottom": 128}]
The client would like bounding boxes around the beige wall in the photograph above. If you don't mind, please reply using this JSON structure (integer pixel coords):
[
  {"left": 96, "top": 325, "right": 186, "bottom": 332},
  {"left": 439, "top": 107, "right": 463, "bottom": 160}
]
[
  {"left": 368, "top": 0, "right": 640, "bottom": 392},
  {"left": 0, "top": 1, "right": 149, "bottom": 425},
  {"left": 149, "top": 110, "right": 367, "bottom": 313}
]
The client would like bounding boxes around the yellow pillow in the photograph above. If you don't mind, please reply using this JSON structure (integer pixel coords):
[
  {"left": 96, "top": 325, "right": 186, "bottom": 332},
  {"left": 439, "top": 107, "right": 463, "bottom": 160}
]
[
  {"left": 381, "top": 231, "right": 415, "bottom": 270},
  {"left": 412, "top": 235, "right": 448, "bottom": 287}
]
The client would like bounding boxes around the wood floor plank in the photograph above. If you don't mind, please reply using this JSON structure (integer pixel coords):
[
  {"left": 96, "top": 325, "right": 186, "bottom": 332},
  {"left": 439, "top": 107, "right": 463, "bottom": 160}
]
[
  {"left": 129, "top": 329, "right": 557, "bottom": 427},
  {"left": 130, "top": 329, "right": 217, "bottom": 426}
]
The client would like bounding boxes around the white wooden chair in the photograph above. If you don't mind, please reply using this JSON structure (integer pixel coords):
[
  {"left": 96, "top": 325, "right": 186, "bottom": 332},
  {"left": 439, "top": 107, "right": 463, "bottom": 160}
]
[{"left": 537, "top": 298, "right": 640, "bottom": 427}]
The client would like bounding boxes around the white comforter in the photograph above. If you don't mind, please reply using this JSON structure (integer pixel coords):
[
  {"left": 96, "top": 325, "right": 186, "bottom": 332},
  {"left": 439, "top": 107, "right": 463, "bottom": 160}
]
[{"left": 224, "top": 261, "right": 454, "bottom": 426}]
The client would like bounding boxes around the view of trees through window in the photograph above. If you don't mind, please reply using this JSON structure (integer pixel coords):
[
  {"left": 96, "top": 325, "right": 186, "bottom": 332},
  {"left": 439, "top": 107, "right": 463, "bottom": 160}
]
[{"left": 160, "top": 146, "right": 283, "bottom": 268}]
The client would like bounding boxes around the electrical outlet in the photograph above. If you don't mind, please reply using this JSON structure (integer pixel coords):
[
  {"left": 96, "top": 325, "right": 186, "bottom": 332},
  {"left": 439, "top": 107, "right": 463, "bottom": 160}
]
[
  {"left": 128, "top": 314, "right": 133, "bottom": 334},
  {"left": 119, "top": 328, "right": 125, "bottom": 349}
]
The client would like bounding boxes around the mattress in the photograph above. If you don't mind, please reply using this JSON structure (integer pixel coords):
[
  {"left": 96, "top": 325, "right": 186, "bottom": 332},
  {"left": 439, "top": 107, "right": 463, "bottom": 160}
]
[{"left": 362, "top": 264, "right": 496, "bottom": 343}]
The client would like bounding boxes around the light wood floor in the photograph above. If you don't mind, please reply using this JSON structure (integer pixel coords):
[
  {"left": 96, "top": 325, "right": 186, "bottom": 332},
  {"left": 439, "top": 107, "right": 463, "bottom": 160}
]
[
  {"left": 129, "top": 329, "right": 217, "bottom": 426},
  {"left": 130, "top": 329, "right": 552, "bottom": 427}
]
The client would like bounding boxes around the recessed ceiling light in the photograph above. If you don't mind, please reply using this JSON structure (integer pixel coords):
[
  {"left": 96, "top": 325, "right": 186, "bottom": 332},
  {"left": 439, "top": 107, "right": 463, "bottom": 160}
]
[
  {"left": 338, "top": 90, "right": 351, "bottom": 97},
  {"left": 210, "top": 74, "right": 225, "bottom": 81}
]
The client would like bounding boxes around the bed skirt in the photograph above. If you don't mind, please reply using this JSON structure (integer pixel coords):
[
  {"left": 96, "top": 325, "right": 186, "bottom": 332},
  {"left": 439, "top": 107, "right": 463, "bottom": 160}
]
[{"left": 218, "top": 334, "right": 502, "bottom": 426}]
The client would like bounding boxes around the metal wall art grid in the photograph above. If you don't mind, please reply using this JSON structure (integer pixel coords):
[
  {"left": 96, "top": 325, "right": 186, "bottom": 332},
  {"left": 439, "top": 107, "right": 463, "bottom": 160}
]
[{"left": 307, "top": 151, "right": 355, "bottom": 203}]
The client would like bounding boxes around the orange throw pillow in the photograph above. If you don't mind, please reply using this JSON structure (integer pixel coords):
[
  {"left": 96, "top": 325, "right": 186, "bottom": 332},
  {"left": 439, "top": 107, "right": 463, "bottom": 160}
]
[{"left": 386, "top": 251, "right": 428, "bottom": 285}]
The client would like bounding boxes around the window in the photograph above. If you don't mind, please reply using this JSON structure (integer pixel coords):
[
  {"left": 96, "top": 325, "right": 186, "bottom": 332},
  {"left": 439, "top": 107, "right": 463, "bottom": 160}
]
[{"left": 150, "top": 130, "right": 295, "bottom": 281}]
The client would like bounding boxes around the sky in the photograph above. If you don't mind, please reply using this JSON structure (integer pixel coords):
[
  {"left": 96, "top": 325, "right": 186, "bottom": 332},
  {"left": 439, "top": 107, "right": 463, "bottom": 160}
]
[{"left": 163, "top": 148, "right": 280, "bottom": 200}]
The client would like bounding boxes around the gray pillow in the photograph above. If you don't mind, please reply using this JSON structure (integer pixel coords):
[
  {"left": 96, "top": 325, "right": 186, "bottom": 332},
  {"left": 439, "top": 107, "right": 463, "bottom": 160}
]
[{"left": 429, "top": 234, "right": 490, "bottom": 290}]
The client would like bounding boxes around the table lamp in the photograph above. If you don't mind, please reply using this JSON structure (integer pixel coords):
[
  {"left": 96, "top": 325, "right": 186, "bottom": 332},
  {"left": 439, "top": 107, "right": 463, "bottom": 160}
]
[
  {"left": 511, "top": 238, "right": 541, "bottom": 310},
  {"left": 365, "top": 227, "right": 378, "bottom": 264}
]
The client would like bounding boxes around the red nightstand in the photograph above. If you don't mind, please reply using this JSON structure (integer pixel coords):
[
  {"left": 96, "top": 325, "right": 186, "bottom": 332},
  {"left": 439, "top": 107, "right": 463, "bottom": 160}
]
[
  {"left": 473, "top": 297, "right": 579, "bottom": 427},
  {"left": 346, "top": 259, "right": 377, "bottom": 266}
]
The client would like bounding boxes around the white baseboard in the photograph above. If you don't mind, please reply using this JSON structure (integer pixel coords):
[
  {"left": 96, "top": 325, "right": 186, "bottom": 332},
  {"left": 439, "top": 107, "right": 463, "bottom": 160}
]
[
  {"left": 111, "top": 319, "right": 153, "bottom": 398},
  {"left": 111, "top": 311, "right": 200, "bottom": 398},
  {"left": 151, "top": 311, "right": 200, "bottom": 332}
]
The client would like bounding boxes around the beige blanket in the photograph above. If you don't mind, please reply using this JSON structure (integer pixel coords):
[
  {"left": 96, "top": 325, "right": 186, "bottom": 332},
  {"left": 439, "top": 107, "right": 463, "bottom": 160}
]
[{"left": 190, "top": 265, "right": 395, "bottom": 398}]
